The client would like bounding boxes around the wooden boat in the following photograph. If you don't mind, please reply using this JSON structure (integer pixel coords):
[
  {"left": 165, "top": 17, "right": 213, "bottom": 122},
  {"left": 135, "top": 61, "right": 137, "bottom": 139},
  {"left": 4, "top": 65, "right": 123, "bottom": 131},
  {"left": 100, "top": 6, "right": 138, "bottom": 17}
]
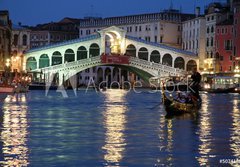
[{"left": 162, "top": 90, "right": 201, "bottom": 115}]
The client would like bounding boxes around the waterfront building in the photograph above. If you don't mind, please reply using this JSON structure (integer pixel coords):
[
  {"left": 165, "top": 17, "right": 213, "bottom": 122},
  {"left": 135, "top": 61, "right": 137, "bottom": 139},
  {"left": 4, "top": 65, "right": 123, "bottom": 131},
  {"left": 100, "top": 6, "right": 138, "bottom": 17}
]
[
  {"left": 204, "top": 2, "right": 229, "bottom": 72},
  {"left": 29, "top": 18, "right": 80, "bottom": 49},
  {"left": 232, "top": 0, "right": 240, "bottom": 68},
  {"left": 0, "top": 10, "right": 11, "bottom": 72},
  {"left": 182, "top": 7, "right": 206, "bottom": 71},
  {"left": 79, "top": 10, "right": 195, "bottom": 48},
  {"left": 215, "top": 19, "right": 234, "bottom": 72},
  {"left": 11, "top": 23, "right": 31, "bottom": 72}
]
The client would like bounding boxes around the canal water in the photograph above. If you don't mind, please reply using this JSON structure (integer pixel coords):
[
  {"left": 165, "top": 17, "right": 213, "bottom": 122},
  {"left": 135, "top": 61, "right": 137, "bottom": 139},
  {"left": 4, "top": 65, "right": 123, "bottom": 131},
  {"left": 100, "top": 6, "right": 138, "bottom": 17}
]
[{"left": 0, "top": 89, "right": 239, "bottom": 166}]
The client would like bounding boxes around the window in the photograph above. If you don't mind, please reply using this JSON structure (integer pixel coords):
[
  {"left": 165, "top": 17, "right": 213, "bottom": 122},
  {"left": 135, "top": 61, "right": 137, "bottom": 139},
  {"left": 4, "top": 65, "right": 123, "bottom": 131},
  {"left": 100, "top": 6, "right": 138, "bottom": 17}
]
[
  {"left": 206, "top": 38, "right": 209, "bottom": 47},
  {"left": 13, "top": 34, "right": 18, "bottom": 46},
  {"left": 212, "top": 15, "right": 215, "bottom": 20},
  {"left": 160, "top": 36, "right": 163, "bottom": 43},
  {"left": 229, "top": 66, "right": 232, "bottom": 71},
  {"left": 233, "top": 46, "right": 236, "bottom": 56},
  {"left": 211, "top": 37, "right": 214, "bottom": 46},
  {"left": 230, "top": 55, "right": 233, "bottom": 61},
  {"left": 207, "top": 27, "right": 209, "bottom": 33},
  {"left": 135, "top": 26, "right": 138, "bottom": 32},
  {"left": 225, "top": 40, "right": 232, "bottom": 50},
  {"left": 211, "top": 26, "right": 214, "bottom": 33},
  {"left": 154, "top": 36, "right": 157, "bottom": 43},
  {"left": 139, "top": 26, "right": 142, "bottom": 31},
  {"left": 23, "top": 35, "right": 27, "bottom": 45}
]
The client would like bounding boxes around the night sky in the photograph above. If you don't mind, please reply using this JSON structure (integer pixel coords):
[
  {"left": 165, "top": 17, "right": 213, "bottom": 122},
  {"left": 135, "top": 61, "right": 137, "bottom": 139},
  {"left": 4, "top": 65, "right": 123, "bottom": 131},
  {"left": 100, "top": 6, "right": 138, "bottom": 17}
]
[{"left": 1, "top": 0, "right": 216, "bottom": 26}]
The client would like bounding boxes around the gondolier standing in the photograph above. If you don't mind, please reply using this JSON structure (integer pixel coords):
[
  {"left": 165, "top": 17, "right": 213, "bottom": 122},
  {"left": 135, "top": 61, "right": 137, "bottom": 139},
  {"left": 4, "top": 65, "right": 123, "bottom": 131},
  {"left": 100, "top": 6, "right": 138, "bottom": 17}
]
[{"left": 190, "top": 68, "right": 201, "bottom": 100}]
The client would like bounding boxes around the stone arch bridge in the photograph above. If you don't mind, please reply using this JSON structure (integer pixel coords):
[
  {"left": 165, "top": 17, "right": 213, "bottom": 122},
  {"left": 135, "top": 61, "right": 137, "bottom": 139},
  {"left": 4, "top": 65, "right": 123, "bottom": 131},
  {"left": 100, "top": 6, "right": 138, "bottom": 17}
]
[{"left": 24, "top": 26, "right": 198, "bottom": 85}]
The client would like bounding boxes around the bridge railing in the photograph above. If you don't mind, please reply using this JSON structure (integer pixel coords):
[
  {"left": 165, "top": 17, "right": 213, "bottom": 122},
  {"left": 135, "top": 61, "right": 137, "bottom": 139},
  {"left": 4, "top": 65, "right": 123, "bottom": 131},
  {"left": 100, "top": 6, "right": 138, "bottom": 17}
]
[
  {"left": 129, "top": 57, "right": 186, "bottom": 75},
  {"left": 40, "top": 56, "right": 101, "bottom": 73}
]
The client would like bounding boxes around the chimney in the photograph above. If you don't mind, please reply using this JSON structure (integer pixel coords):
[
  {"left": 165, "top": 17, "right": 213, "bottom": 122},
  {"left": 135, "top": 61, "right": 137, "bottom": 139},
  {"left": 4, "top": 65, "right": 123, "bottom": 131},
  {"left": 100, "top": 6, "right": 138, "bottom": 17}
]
[{"left": 195, "top": 7, "right": 200, "bottom": 17}]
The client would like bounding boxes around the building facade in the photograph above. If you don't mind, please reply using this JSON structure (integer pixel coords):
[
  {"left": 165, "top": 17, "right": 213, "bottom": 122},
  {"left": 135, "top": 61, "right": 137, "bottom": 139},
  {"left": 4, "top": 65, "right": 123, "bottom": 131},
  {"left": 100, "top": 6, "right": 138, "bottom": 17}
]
[
  {"left": 30, "top": 18, "right": 80, "bottom": 49},
  {"left": 216, "top": 21, "right": 234, "bottom": 72},
  {"left": 182, "top": 8, "right": 206, "bottom": 70},
  {"left": 204, "top": 3, "right": 229, "bottom": 72},
  {"left": 0, "top": 11, "right": 11, "bottom": 72},
  {"left": 79, "top": 10, "right": 195, "bottom": 48},
  {"left": 11, "top": 23, "right": 31, "bottom": 72},
  {"left": 232, "top": 0, "right": 240, "bottom": 68}
]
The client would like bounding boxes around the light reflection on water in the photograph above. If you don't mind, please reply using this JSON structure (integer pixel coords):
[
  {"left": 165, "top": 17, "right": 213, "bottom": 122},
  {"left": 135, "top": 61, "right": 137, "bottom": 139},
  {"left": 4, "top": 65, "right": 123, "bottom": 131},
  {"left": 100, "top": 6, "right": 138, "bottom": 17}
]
[
  {"left": 230, "top": 97, "right": 240, "bottom": 166},
  {"left": 0, "top": 90, "right": 239, "bottom": 166},
  {"left": 102, "top": 90, "right": 127, "bottom": 166},
  {"left": 0, "top": 94, "right": 29, "bottom": 166},
  {"left": 196, "top": 93, "right": 213, "bottom": 166}
]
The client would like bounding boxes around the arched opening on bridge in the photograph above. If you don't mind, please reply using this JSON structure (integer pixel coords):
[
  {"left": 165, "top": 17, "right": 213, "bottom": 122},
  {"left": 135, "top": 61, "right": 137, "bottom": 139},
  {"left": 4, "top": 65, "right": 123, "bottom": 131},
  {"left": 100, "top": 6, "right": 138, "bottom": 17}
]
[
  {"left": 97, "top": 68, "right": 104, "bottom": 83},
  {"left": 174, "top": 57, "right": 185, "bottom": 70},
  {"left": 162, "top": 53, "right": 173, "bottom": 67},
  {"left": 64, "top": 49, "right": 75, "bottom": 63},
  {"left": 187, "top": 60, "right": 197, "bottom": 71},
  {"left": 77, "top": 46, "right": 88, "bottom": 60},
  {"left": 26, "top": 57, "right": 37, "bottom": 71},
  {"left": 105, "top": 67, "right": 112, "bottom": 86},
  {"left": 39, "top": 54, "right": 50, "bottom": 68},
  {"left": 150, "top": 50, "right": 161, "bottom": 63},
  {"left": 113, "top": 67, "right": 120, "bottom": 82},
  {"left": 52, "top": 51, "right": 62, "bottom": 66},
  {"left": 138, "top": 47, "right": 148, "bottom": 61},
  {"left": 89, "top": 43, "right": 100, "bottom": 57},
  {"left": 126, "top": 44, "right": 136, "bottom": 57}
]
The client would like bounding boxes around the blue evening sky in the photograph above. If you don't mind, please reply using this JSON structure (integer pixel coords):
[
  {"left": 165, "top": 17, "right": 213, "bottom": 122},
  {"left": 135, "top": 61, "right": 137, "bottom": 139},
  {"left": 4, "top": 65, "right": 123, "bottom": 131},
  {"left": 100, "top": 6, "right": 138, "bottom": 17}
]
[{"left": 1, "top": 0, "right": 217, "bottom": 26}]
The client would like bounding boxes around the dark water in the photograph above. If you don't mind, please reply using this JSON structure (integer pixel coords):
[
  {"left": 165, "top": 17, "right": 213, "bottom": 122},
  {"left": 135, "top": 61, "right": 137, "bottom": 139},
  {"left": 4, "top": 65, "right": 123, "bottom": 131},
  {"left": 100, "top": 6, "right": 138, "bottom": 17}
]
[{"left": 0, "top": 90, "right": 239, "bottom": 166}]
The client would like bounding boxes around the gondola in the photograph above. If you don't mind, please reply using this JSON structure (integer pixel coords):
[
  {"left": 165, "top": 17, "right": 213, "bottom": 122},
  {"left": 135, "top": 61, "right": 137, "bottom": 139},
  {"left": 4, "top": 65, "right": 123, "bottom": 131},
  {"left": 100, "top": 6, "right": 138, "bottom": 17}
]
[{"left": 161, "top": 89, "right": 201, "bottom": 115}]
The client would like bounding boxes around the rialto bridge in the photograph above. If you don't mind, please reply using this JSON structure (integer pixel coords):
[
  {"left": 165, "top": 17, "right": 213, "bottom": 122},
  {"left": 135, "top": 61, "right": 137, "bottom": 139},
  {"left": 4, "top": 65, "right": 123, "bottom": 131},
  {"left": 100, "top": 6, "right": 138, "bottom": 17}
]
[{"left": 24, "top": 26, "right": 198, "bottom": 85}]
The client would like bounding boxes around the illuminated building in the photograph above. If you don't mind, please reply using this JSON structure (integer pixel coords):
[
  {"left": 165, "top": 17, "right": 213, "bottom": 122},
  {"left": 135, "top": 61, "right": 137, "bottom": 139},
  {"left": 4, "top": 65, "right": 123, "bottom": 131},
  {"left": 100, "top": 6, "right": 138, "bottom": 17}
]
[
  {"left": 11, "top": 23, "right": 31, "bottom": 72},
  {"left": 0, "top": 10, "right": 11, "bottom": 72}
]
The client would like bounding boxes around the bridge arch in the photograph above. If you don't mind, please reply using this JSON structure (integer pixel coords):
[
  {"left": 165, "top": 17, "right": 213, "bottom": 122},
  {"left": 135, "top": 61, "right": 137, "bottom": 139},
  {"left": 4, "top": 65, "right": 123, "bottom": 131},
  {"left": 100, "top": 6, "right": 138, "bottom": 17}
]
[
  {"left": 174, "top": 57, "right": 185, "bottom": 70},
  {"left": 64, "top": 49, "right": 75, "bottom": 63},
  {"left": 126, "top": 44, "right": 136, "bottom": 57},
  {"left": 138, "top": 47, "right": 148, "bottom": 61},
  {"left": 97, "top": 67, "right": 104, "bottom": 83},
  {"left": 77, "top": 46, "right": 88, "bottom": 60},
  {"left": 26, "top": 57, "right": 37, "bottom": 71},
  {"left": 39, "top": 54, "right": 50, "bottom": 68},
  {"left": 52, "top": 51, "right": 62, "bottom": 66},
  {"left": 89, "top": 43, "right": 100, "bottom": 57},
  {"left": 162, "top": 53, "right": 173, "bottom": 67},
  {"left": 186, "top": 60, "right": 197, "bottom": 71},
  {"left": 150, "top": 50, "right": 161, "bottom": 63}
]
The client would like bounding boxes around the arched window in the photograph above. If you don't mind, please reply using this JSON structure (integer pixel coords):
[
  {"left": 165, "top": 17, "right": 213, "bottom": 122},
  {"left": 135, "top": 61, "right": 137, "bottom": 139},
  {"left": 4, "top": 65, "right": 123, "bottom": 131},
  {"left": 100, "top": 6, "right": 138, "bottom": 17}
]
[
  {"left": 13, "top": 34, "right": 18, "bottom": 46},
  {"left": 150, "top": 50, "right": 160, "bottom": 63},
  {"left": 52, "top": 51, "right": 62, "bottom": 66},
  {"left": 174, "top": 57, "right": 185, "bottom": 69},
  {"left": 23, "top": 34, "right": 27, "bottom": 46},
  {"left": 26, "top": 57, "right": 37, "bottom": 70},
  {"left": 126, "top": 44, "right": 136, "bottom": 57},
  {"left": 64, "top": 49, "right": 75, "bottom": 62},
  {"left": 39, "top": 54, "right": 50, "bottom": 68},
  {"left": 89, "top": 43, "right": 100, "bottom": 57},
  {"left": 138, "top": 47, "right": 148, "bottom": 61},
  {"left": 77, "top": 46, "right": 87, "bottom": 60},
  {"left": 187, "top": 60, "right": 197, "bottom": 71},
  {"left": 162, "top": 54, "right": 173, "bottom": 67}
]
